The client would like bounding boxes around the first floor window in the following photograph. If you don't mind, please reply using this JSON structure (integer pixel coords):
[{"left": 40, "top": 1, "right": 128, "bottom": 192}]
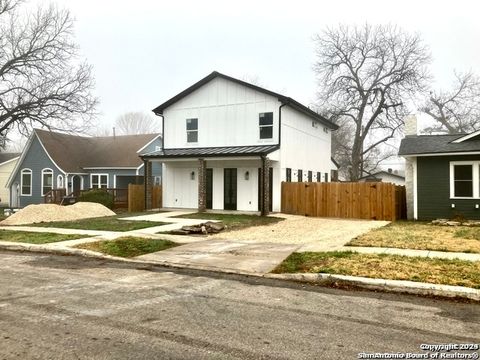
[
  {"left": 21, "top": 169, "right": 32, "bottom": 196},
  {"left": 308, "top": 171, "right": 312, "bottom": 182},
  {"left": 42, "top": 169, "right": 53, "bottom": 195},
  {"left": 297, "top": 169, "right": 303, "bottom": 182},
  {"left": 325, "top": 172, "right": 329, "bottom": 182},
  {"left": 259, "top": 112, "right": 273, "bottom": 139},
  {"left": 91, "top": 174, "right": 108, "bottom": 189},
  {"left": 57, "top": 175, "right": 64, "bottom": 189},
  {"left": 453, "top": 164, "right": 473, "bottom": 197},
  {"left": 317, "top": 172, "right": 321, "bottom": 182},
  {"left": 286, "top": 168, "right": 291, "bottom": 182},
  {"left": 186, "top": 118, "right": 198, "bottom": 143}
]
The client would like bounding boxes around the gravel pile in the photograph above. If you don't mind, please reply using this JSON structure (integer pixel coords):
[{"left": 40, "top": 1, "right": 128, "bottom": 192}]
[{"left": 1, "top": 202, "right": 116, "bottom": 225}]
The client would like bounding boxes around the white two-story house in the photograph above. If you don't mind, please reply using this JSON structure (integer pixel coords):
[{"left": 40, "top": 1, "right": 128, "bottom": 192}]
[{"left": 141, "top": 71, "right": 338, "bottom": 214}]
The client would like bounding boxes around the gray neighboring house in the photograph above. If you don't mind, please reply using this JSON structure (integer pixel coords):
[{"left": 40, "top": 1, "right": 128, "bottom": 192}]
[
  {"left": 7, "top": 129, "right": 162, "bottom": 208},
  {"left": 358, "top": 169, "right": 405, "bottom": 186},
  {"left": 399, "top": 116, "right": 480, "bottom": 220}
]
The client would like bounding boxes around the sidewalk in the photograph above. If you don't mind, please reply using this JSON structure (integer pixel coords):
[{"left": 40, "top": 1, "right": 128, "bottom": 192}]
[{"left": 0, "top": 211, "right": 479, "bottom": 300}]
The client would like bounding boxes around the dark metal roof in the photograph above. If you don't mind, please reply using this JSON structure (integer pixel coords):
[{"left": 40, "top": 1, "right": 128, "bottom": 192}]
[
  {"left": 398, "top": 134, "right": 480, "bottom": 156},
  {"left": 141, "top": 145, "right": 279, "bottom": 159},
  {"left": 152, "top": 71, "right": 338, "bottom": 130}
]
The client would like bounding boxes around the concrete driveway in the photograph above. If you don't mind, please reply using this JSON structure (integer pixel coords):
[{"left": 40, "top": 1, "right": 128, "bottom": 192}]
[{"left": 137, "top": 239, "right": 299, "bottom": 274}]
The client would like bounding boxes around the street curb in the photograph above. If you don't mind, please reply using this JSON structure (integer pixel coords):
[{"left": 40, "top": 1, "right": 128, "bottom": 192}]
[
  {"left": 1, "top": 243, "right": 479, "bottom": 302},
  {"left": 265, "top": 273, "right": 480, "bottom": 301}
]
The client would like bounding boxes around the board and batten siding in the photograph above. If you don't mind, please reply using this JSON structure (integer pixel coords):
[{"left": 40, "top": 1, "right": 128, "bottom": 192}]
[
  {"left": 280, "top": 106, "right": 332, "bottom": 182},
  {"left": 162, "top": 77, "right": 279, "bottom": 149},
  {"left": 162, "top": 159, "right": 281, "bottom": 212},
  {"left": 10, "top": 135, "right": 63, "bottom": 207},
  {"left": 417, "top": 155, "right": 480, "bottom": 220}
]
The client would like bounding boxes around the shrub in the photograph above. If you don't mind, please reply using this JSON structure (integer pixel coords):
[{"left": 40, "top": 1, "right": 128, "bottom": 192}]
[{"left": 78, "top": 189, "right": 114, "bottom": 209}]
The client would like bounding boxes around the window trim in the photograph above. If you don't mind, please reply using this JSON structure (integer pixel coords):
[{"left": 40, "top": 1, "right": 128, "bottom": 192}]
[
  {"left": 20, "top": 168, "right": 32, "bottom": 196},
  {"left": 41, "top": 168, "right": 54, "bottom": 196},
  {"left": 449, "top": 161, "right": 479, "bottom": 199},
  {"left": 186, "top": 118, "right": 198, "bottom": 143},
  {"left": 90, "top": 173, "right": 109, "bottom": 189},
  {"left": 259, "top": 112, "right": 274, "bottom": 140}
]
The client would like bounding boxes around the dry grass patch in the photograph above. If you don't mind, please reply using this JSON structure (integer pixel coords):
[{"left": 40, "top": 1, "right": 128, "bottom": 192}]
[
  {"left": 273, "top": 251, "right": 480, "bottom": 289},
  {"left": 348, "top": 221, "right": 480, "bottom": 253}
]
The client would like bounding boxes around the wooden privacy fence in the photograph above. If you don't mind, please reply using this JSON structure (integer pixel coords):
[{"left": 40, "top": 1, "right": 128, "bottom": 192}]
[
  {"left": 281, "top": 182, "right": 406, "bottom": 221},
  {"left": 128, "top": 184, "right": 162, "bottom": 212}
]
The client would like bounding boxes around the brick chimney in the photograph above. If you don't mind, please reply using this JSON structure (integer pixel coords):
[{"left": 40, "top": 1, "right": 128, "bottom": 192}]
[{"left": 404, "top": 115, "right": 418, "bottom": 136}]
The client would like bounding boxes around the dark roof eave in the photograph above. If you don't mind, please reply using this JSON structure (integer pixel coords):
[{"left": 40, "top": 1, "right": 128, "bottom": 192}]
[{"left": 141, "top": 145, "right": 280, "bottom": 160}]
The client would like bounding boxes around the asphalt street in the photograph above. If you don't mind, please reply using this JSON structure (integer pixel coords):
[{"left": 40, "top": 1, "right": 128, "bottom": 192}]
[{"left": 0, "top": 251, "right": 478, "bottom": 359}]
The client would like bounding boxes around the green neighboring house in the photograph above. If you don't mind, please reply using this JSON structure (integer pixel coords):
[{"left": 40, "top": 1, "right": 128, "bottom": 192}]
[{"left": 399, "top": 118, "right": 480, "bottom": 220}]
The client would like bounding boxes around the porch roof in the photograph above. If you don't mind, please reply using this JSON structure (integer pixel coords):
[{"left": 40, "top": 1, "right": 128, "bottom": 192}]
[{"left": 141, "top": 144, "right": 279, "bottom": 159}]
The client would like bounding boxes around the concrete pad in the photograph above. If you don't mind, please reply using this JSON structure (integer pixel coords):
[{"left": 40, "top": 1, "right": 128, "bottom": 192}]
[{"left": 137, "top": 239, "right": 300, "bottom": 274}]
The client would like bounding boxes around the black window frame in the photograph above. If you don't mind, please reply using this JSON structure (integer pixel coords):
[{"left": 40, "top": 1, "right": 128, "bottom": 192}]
[
  {"left": 259, "top": 112, "right": 273, "bottom": 139},
  {"left": 286, "top": 168, "right": 291, "bottom": 182},
  {"left": 186, "top": 118, "right": 198, "bottom": 143},
  {"left": 453, "top": 164, "right": 473, "bottom": 197}
]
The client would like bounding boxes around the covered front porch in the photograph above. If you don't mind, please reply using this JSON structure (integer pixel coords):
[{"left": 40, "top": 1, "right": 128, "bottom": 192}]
[{"left": 141, "top": 145, "right": 280, "bottom": 215}]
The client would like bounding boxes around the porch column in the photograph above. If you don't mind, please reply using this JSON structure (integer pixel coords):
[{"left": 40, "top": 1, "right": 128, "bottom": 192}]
[
  {"left": 260, "top": 155, "right": 270, "bottom": 216},
  {"left": 198, "top": 158, "right": 207, "bottom": 212},
  {"left": 144, "top": 159, "right": 152, "bottom": 210}
]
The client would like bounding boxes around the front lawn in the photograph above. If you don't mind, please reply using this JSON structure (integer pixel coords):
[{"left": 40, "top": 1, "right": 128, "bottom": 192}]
[
  {"left": 347, "top": 221, "right": 480, "bottom": 253},
  {"left": 0, "top": 229, "right": 90, "bottom": 244},
  {"left": 173, "top": 212, "right": 284, "bottom": 231},
  {"left": 32, "top": 216, "right": 170, "bottom": 232},
  {"left": 76, "top": 237, "right": 178, "bottom": 257},
  {"left": 273, "top": 251, "right": 480, "bottom": 289}
]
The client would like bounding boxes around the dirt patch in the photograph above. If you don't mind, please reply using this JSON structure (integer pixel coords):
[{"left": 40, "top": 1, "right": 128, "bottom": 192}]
[{"left": 1, "top": 202, "right": 116, "bottom": 225}]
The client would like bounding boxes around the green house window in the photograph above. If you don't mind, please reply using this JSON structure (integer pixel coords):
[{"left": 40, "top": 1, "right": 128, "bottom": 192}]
[{"left": 453, "top": 164, "right": 473, "bottom": 197}]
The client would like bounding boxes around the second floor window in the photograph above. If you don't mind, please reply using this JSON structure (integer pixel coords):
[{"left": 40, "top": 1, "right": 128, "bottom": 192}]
[
  {"left": 186, "top": 118, "right": 198, "bottom": 143},
  {"left": 259, "top": 112, "right": 273, "bottom": 139}
]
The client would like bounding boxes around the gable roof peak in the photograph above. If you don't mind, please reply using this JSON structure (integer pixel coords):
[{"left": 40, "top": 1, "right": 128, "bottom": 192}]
[{"left": 152, "top": 71, "right": 338, "bottom": 130}]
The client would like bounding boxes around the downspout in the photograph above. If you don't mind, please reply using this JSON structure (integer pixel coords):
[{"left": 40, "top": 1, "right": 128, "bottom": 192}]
[
  {"left": 278, "top": 101, "right": 288, "bottom": 147},
  {"left": 154, "top": 113, "right": 165, "bottom": 151}
]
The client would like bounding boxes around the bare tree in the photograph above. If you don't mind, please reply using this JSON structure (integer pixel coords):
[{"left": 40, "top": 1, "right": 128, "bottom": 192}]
[
  {"left": 421, "top": 71, "right": 480, "bottom": 134},
  {"left": 314, "top": 24, "right": 430, "bottom": 180},
  {"left": 0, "top": 0, "right": 97, "bottom": 141},
  {"left": 115, "top": 112, "right": 159, "bottom": 135}
]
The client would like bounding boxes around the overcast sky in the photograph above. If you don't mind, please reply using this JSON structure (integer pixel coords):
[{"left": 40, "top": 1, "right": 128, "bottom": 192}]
[{"left": 27, "top": 0, "right": 477, "bottom": 133}]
